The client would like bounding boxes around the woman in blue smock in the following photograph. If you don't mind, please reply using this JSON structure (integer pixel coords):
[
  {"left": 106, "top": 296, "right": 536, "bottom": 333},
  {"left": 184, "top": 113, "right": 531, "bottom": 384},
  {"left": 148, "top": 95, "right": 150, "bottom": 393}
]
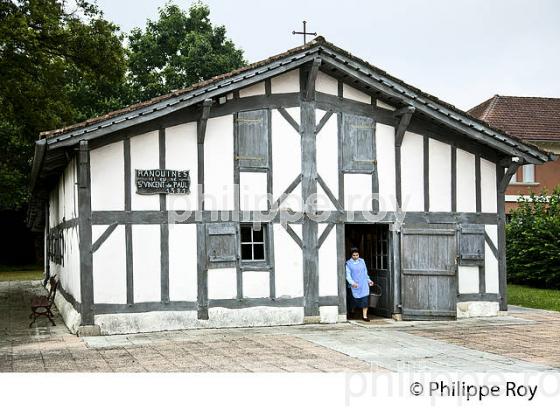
[{"left": 346, "top": 247, "right": 373, "bottom": 321}]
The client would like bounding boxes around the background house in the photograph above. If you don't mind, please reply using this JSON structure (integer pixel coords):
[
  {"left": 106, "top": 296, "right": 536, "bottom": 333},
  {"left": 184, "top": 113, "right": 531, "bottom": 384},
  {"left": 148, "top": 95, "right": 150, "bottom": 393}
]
[{"left": 469, "top": 96, "right": 560, "bottom": 213}]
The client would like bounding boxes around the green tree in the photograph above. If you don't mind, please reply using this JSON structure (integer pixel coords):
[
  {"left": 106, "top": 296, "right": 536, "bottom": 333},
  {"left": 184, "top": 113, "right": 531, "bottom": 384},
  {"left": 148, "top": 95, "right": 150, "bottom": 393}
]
[
  {"left": 127, "top": 2, "right": 246, "bottom": 103},
  {"left": 506, "top": 188, "right": 560, "bottom": 289},
  {"left": 0, "top": 0, "right": 127, "bottom": 210}
]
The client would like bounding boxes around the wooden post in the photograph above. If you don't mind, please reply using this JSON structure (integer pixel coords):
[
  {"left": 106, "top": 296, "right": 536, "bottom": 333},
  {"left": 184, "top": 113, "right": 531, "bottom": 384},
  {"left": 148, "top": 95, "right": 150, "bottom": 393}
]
[{"left": 78, "top": 140, "right": 94, "bottom": 325}]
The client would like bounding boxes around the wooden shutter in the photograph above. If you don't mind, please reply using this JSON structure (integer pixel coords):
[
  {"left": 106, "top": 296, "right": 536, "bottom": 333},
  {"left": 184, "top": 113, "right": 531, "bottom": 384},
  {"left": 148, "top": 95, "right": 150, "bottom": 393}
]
[
  {"left": 342, "top": 114, "right": 376, "bottom": 172},
  {"left": 400, "top": 225, "right": 457, "bottom": 320},
  {"left": 206, "top": 223, "right": 238, "bottom": 268},
  {"left": 459, "top": 225, "right": 485, "bottom": 266},
  {"left": 236, "top": 110, "right": 269, "bottom": 169}
]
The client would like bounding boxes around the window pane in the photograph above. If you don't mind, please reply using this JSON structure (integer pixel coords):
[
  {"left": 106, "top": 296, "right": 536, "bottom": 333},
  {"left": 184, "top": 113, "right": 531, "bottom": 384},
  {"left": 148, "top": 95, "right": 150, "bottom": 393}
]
[
  {"left": 241, "top": 244, "right": 252, "bottom": 260},
  {"left": 523, "top": 164, "right": 535, "bottom": 183},
  {"left": 253, "top": 227, "right": 264, "bottom": 242},
  {"left": 240, "top": 226, "right": 251, "bottom": 242},
  {"left": 253, "top": 244, "right": 265, "bottom": 260}
]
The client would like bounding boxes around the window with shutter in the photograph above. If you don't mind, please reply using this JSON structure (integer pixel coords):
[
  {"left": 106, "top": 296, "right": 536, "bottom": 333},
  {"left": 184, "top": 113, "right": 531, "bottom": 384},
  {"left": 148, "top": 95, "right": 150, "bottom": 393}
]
[
  {"left": 236, "top": 110, "right": 269, "bottom": 169},
  {"left": 206, "top": 223, "right": 238, "bottom": 268},
  {"left": 459, "top": 225, "right": 485, "bottom": 266},
  {"left": 342, "top": 113, "right": 376, "bottom": 172}
]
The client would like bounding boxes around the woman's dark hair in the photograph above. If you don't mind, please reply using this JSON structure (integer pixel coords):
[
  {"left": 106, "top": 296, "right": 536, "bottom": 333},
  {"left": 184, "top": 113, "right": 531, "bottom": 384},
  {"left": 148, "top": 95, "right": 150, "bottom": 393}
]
[{"left": 350, "top": 247, "right": 359, "bottom": 254}]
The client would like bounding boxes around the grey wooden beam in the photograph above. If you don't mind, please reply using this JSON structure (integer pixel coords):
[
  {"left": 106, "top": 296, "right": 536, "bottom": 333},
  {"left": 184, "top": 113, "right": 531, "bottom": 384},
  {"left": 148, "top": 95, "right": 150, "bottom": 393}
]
[
  {"left": 451, "top": 145, "right": 457, "bottom": 212},
  {"left": 300, "top": 66, "right": 319, "bottom": 318},
  {"left": 283, "top": 224, "right": 303, "bottom": 249},
  {"left": 197, "top": 99, "right": 213, "bottom": 144},
  {"left": 318, "top": 223, "right": 335, "bottom": 248},
  {"left": 197, "top": 223, "right": 208, "bottom": 320},
  {"left": 159, "top": 128, "right": 169, "bottom": 304},
  {"left": 499, "top": 159, "right": 522, "bottom": 193},
  {"left": 475, "top": 154, "right": 481, "bottom": 213},
  {"left": 457, "top": 293, "right": 499, "bottom": 302},
  {"left": 316, "top": 174, "right": 343, "bottom": 210},
  {"left": 496, "top": 165, "right": 507, "bottom": 311},
  {"left": 394, "top": 106, "right": 415, "bottom": 147},
  {"left": 305, "top": 58, "right": 321, "bottom": 101},
  {"left": 77, "top": 140, "right": 94, "bottom": 325},
  {"left": 315, "top": 110, "right": 333, "bottom": 134},
  {"left": 270, "top": 174, "right": 303, "bottom": 210},
  {"left": 423, "top": 135, "right": 429, "bottom": 212},
  {"left": 277, "top": 106, "right": 301, "bottom": 133},
  {"left": 91, "top": 222, "right": 118, "bottom": 254},
  {"left": 123, "top": 137, "right": 133, "bottom": 306},
  {"left": 336, "top": 223, "right": 347, "bottom": 315},
  {"left": 484, "top": 231, "right": 498, "bottom": 259}
]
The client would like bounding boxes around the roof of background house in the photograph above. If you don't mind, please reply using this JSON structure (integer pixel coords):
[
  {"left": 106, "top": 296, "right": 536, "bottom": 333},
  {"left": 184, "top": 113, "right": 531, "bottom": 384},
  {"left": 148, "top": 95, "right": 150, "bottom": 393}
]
[{"left": 469, "top": 95, "right": 560, "bottom": 141}]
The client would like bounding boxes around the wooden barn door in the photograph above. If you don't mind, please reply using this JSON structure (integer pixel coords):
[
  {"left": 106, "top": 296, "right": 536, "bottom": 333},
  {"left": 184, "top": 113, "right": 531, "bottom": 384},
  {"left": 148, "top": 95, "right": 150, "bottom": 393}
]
[{"left": 400, "top": 225, "right": 458, "bottom": 320}]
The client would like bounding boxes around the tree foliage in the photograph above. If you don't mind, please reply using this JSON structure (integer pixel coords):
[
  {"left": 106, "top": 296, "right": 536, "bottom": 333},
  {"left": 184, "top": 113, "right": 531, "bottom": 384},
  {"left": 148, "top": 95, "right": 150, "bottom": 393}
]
[
  {"left": 127, "top": 2, "right": 246, "bottom": 103},
  {"left": 0, "top": 0, "right": 127, "bottom": 209},
  {"left": 506, "top": 188, "right": 560, "bottom": 289}
]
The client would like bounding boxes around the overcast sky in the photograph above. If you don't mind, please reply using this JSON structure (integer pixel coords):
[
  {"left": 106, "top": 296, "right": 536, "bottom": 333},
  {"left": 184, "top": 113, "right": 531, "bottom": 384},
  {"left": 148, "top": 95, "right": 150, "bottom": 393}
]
[{"left": 95, "top": 0, "right": 560, "bottom": 110}]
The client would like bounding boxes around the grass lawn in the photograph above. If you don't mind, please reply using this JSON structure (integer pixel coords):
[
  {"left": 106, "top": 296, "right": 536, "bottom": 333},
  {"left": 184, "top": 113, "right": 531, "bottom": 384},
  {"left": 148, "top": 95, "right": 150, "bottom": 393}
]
[
  {"left": 0, "top": 266, "right": 43, "bottom": 282},
  {"left": 508, "top": 283, "right": 560, "bottom": 312}
]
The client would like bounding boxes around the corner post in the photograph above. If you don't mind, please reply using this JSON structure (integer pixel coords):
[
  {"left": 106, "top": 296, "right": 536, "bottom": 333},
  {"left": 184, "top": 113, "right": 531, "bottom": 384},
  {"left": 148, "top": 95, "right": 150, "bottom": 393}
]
[{"left": 77, "top": 140, "right": 94, "bottom": 325}]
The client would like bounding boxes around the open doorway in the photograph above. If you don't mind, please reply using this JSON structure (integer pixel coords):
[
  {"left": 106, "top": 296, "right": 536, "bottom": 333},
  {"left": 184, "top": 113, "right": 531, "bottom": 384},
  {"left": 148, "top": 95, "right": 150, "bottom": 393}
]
[{"left": 344, "top": 224, "right": 391, "bottom": 319}]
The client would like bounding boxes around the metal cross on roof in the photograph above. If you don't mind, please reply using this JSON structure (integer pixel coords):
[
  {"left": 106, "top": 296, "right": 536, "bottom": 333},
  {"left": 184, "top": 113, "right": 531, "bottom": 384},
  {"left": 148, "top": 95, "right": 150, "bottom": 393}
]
[{"left": 292, "top": 20, "right": 317, "bottom": 45}]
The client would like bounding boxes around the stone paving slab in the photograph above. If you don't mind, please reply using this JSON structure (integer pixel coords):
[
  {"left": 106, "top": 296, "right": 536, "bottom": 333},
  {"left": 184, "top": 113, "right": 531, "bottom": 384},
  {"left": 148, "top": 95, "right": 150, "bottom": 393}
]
[{"left": 2, "top": 280, "right": 560, "bottom": 373}]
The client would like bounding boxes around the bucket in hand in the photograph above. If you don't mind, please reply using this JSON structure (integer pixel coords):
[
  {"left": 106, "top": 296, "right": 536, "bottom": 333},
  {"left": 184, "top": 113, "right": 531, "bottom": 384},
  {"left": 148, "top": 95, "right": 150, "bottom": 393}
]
[{"left": 369, "top": 284, "right": 382, "bottom": 308}]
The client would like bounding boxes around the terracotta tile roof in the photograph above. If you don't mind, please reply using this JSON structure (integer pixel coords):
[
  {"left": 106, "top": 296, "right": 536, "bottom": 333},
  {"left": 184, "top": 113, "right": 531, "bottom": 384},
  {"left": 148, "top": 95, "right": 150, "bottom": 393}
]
[{"left": 468, "top": 95, "right": 560, "bottom": 141}]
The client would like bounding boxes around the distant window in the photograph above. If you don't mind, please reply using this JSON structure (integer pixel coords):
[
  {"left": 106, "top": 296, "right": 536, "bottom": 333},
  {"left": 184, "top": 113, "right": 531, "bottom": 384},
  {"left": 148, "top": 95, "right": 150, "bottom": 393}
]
[
  {"left": 522, "top": 164, "right": 535, "bottom": 183},
  {"left": 236, "top": 110, "right": 269, "bottom": 169},
  {"left": 240, "top": 224, "right": 267, "bottom": 263},
  {"left": 509, "top": 168, "right": 517, "bottom": 183}
]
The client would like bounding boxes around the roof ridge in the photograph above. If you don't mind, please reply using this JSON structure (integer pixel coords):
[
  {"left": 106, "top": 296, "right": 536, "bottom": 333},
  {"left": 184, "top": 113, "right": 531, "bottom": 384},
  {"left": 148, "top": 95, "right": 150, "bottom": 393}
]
[{"left": 480, "top": 94, "right": 500, "bottom": 121}]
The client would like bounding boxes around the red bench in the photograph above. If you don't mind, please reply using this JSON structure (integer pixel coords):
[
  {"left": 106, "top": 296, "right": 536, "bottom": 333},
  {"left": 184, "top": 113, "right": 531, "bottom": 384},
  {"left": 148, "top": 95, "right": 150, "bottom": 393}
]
[{"left": 29, "top": 275, "right": 58, "bottom": 327}]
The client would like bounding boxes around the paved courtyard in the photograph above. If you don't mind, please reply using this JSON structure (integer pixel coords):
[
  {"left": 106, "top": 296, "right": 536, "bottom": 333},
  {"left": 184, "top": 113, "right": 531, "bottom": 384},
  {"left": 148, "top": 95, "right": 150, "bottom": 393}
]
[{"left": 1, "top": 280, "right": 559, "bottom": 372}]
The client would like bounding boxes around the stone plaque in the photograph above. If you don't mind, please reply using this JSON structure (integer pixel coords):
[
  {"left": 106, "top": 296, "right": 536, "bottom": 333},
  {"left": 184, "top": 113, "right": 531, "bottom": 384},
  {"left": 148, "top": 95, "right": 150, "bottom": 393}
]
[{"left": 135, "top": 169, "right": 191, "bottom": 194}]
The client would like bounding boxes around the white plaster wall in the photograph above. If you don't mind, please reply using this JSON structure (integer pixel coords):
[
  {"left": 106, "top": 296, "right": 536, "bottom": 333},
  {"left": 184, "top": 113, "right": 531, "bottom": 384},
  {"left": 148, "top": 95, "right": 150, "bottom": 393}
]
[
  {"left": 132, "top": 225, "right": 161, "bottom": 302},
  {"left": 316, "top": 71, "right": 338, "bottom": 95},
  {"left": 429, "top": 138, "right": 452, "bottom": 212},
  {"left": 376, "top": 124, "right": 396, "bottom": 212},
  {"left": 62, "top": 159, "right": 77, "bottom": 219},
  {"left": 320, "top": 306, "right": 339, "bottom": 324},
  {"left": 168, "top": 224, "right": 198, "bottom": 301},
  {"left": 208, "top": 268, "right": 237, "bottom": 299},
  {"left": 485, "top": 224, "right": 499, "bottom": 294},
  {"left": 400, "top": 131, "right": 424, "bottom": 211},
  {"left": 54, "top": 291, "right": 82, "bottom": 334},
  {"left": 242, "top": 271, "right": 270, "bottom": 298},
  {"left": 49, "top": 189, "right": 58, "bottom": 227},
  {"left": 50, "top": 226, "right": 81, "bottom": 303},
  {"left": 318, "top": 224, "right": 338, "bottom": 296},
  {"left": 165, "top": 122, "right": 198, "bottom": 211},
  {"left": 458, "top": 265, "right": 479, "bottom": 294},
  {"left": 90, "top": 141, "right": 124, "bottom": 211},
  {"left": 240, "top": 172, "right": 268, "bottom": 211},
  {"left": 343, "top": 83, "right": 370, "bottom": 104},
  {"left": 456, "top": 149, "right": 476, "bottom": 212},
  {"left": 376, "top": 100, "right": 395, "bottom": 111},
  {"left": 94, "top": 306, "right": 304, "bottom": 334},
  {"left": 57, "top": 175, "right": 64, "bottom": 223},
  {"left": 239, "top": 81, "right": 265, "bottom": 98},
  {"left": 272, "top": 107, "right": 302, "bottom": 211},
  {"left": 457, "top": 301, "right": 499, "bottom": 318},
  {"left": 270, "top": 69, "right": 299, "bottom": 93},
  {"left": 316, "top": 109, "right": 338, "bottom": 210},
  {"left": 481, "top": 158, "right": 497, "bottom": 213},
  {"left": 130, "top": 131, "right": 159, "bottom": 210},
  {"left": 204, "top": 115, "right": 234, "bottom": 210},
  {"left": 274, "top": 224, "right": 303, "bottom": 298},
  {"left": 344, "top": 174, "right": 373, "bottom": 212},
  {"left": 92, "top": 225, "right": 126, "bottom": 304}
]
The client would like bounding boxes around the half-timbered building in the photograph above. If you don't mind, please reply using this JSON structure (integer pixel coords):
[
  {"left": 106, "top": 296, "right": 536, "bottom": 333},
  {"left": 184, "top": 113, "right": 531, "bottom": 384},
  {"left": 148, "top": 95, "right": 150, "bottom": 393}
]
[{"left": 27, "top": 37, "right": 555, "bottom": 334}]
